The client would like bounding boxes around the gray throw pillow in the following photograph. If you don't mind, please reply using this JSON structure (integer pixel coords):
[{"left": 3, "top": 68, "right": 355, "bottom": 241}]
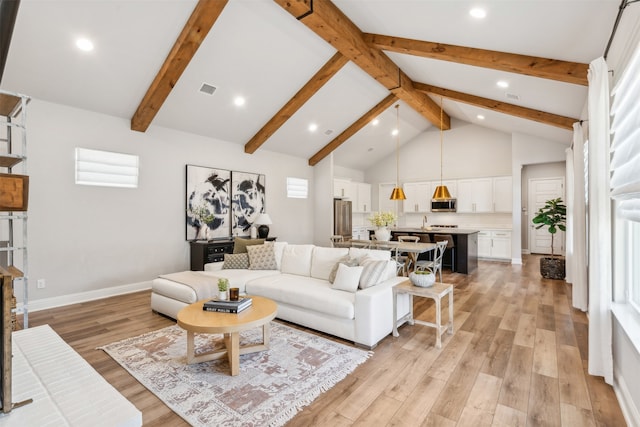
[
  {"left": 222, "top": 253, "right": 249, "bottom": 270},
  {"left": 359, "top": 258, "right": 389, "bottom": 289}
]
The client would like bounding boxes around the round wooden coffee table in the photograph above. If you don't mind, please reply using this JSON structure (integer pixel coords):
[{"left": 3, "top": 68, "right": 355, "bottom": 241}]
[{"left": 177, "top": 295, "right": 277, "bottom": 376}]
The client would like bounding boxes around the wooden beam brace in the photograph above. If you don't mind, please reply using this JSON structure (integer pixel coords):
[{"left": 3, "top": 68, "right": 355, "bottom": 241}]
[
  {"left": 131, "top": 0, "right": 228, "bottom": 132},
  {"left": 244, "top": 52, "right": 349, "bottom": 154},
  {"left": 273, "top": 0, "right": 448, "bottom": 128},
  {"left": 364, "top": 33, "right": 588, "bottom": 86},
  {"left": 414, "top": 82, "right": 577, "bottom": 130},
  {"left": 392, "top": 70, "right": 449, "bottom": 129},
  {"left": 308, "top": 93, "right": 398, "bottom": 166}
]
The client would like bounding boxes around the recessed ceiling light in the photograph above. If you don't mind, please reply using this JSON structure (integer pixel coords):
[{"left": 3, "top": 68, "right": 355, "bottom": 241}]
[
  {"left": 391, "top": 129, "right": 399, "bottom": 136},
  {"left": 75, "top": 37, "right": 94, "bottom": 52},
  {"left": 308, "top": 123, "right": 318, "bottom": 132},
  {"left": 477, "top": 114, "right": 485, "bottom": 120},
  {"left": 497, "top": 80, "right": 509, "bottom": 88},
  {"left": 371, "top": 118, "right": 379, "bottom": 126},
  {"left": 469, "top": 8, "right": 487, "bottom": 19},
  {"left": 233, "top": 96, "right": 245, "bottom": 107}
]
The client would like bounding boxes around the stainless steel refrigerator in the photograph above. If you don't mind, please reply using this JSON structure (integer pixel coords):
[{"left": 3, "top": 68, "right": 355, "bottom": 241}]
[{"left": 333, "top": 199, "right": 352, "bottom": 240}]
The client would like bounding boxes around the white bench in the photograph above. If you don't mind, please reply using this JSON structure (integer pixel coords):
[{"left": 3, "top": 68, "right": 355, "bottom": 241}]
[{"left": 0, "top": 325, "right": 141, "bottom": 427}]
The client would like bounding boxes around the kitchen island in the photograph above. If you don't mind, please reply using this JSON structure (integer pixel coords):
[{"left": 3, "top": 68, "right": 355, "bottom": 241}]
[{"left": 380, "top": 228, "right": 479, "bottom": 274}]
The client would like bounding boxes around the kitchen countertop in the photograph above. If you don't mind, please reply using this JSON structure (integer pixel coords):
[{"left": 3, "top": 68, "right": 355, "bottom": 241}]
[{"left": 390, "top": 227, "right": 480, "bottom": 235}]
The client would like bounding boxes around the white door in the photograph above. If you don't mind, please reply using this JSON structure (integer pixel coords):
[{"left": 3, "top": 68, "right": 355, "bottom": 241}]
[{"left": 528, "top": 177, "right": 565, "bottom": 255}]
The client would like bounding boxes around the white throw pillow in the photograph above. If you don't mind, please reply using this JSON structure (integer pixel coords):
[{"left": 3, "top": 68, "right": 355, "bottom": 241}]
[
  {"left": 331, "top": 264, "right": 363, "bottom": 293},
  {"left": 359, "top": 257, "right": 390, "bottom": 289},
  {"left": 310, "top": 247, "right": 350, "bottom": 280},
  {"left": 280, "top": 244, "right": 315, "bottom": 276}
]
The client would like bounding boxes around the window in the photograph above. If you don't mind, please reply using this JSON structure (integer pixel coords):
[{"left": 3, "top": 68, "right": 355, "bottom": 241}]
[
  {"left": 75, "top": 148, "right": 139, "bottom": 188},
  {"left": 286, "top": 177, "right": 308, "bottom": 199},
  {"left": 610, "top": 39, "right": 640, "bottom": 323},
  {"left": 628, "top": 221, "right": 640, "bottom": 310}
]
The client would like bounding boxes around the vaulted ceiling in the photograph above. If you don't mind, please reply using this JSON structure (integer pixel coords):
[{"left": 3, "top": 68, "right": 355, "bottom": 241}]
[{"left": 0, "top": 0, "right": 621, "bottom": 170}]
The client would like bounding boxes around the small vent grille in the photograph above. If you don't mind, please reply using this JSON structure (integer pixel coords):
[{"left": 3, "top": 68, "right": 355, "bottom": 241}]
[
  {"left": 200, "top": 83, "right": 217, "bottom": 95},
  {"left": 506, "top": 93, "right": 520, "bottom": 101},
  {"left": 324, "top": 129, "right": 334, "bottom": 135}
]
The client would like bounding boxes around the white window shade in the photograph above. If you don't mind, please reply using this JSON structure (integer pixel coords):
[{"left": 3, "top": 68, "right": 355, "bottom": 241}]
[
  {"left": 75, "top": 148, "right": 139, "bottom": 188},
  {"left": 610, "top": 40, "right": 640, "bottom": 222},
  {"left": 287, "top": 177, "right": 308, "bottom": 198}
]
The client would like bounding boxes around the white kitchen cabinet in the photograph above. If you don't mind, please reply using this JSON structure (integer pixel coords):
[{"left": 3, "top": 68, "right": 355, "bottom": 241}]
[
  {"left": 457, "top": 178, "right": 493, "bottom": 213},
  {"left": 333, "top": 179, "right": 354, "bottom": 199},
  {"left": 353, "top": 182, "right": 372, "bottom": 213},
  {"left": 493, "top": 176, "right": 512, "bottom": 212},
  {"left": 402, "top": 182, "right": 430, "bottom": 213},
  {"left": 478, "top": 231, "right": 492, "bottom": 258},
  {"left": 352, "top": 226, "right": 371, "bottom": 240},
  {"left": 478, "top": 230, "right": 511, "bottom": 260}
]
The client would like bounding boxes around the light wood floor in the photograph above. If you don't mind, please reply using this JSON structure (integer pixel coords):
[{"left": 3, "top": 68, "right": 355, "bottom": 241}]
[{"left": 20, "top": 255, "right": 626, "bottom": 426}]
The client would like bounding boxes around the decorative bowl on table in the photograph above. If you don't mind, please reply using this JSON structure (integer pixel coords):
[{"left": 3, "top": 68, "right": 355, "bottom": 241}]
[{"left": 409, "top": 271, "right": 435, "bottom": 288}]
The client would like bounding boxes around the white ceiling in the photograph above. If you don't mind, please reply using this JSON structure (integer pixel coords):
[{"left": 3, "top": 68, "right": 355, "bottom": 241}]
[{"left": 1, "top": 0, "right": 621, "bottom": 171}]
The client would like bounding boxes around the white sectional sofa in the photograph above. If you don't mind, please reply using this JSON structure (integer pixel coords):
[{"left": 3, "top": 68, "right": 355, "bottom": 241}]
[{"left": 151, "top": 242, "right": 410, "bottom": 348}]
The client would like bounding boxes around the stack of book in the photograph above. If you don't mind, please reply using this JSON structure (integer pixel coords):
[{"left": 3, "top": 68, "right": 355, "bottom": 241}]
[{"left": 203, "top": 297, "right": 252, "bottom": 313}]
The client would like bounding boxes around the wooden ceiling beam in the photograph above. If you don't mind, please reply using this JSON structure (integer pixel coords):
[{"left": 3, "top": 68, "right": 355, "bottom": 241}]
[
  {"left": 273, "top": 0, "right": 449, "bottom": 129},
  {"left": 414, "top": 82, "right": 577, "bottom": 130},
  {"left": 131, "top": 0, "right": 228, "bottom": 132},
  {"left": 308, "top": 94, "right": 398, "bottom": 166},
  {"left": 364, "top": 33, "right": 588, "bottom": 86},
  {"left": 245, "top": 52, "right": 349, "bottom": 154}
]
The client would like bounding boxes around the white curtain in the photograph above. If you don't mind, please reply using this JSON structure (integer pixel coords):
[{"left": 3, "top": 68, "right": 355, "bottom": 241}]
[
  {"left": 587, "top": 57, "right": 613, "bottom": 385},
  {"left": 566, "top": 146, "right": 574, "bottom": 285},
  {"left": 571, "top": 123, "right": 588, "bottom": 311}
]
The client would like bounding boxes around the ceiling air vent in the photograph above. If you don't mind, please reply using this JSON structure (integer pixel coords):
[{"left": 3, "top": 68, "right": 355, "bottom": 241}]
[
  {"left": 506, "top": 93, "right": 520, "bottom": 101},
  {"left": 324, "top": 129, "right": 334, "bottom": 135},
  {"left": 199, "top": 83, "right": 217, "bottom": 95}
]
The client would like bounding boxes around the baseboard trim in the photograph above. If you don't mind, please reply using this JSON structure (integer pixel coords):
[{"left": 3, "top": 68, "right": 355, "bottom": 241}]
[
  {"left": 511, "top": 257, "right": 523, "bottom": 265},
  {"left": 17, "top": 281, "right": 152, "bottom": 313},
  {"left": 614, "top": 368, "right": 640, "bottom": 427}
]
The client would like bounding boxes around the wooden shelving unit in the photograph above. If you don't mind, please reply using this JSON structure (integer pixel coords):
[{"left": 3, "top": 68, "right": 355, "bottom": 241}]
[{"left": 0, "top": 89, "right": 30, "bottom": 414}]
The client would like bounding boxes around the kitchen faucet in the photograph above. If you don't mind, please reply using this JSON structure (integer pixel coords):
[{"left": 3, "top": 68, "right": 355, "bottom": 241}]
[{"left": 422, "top": 215, "right": 427, "bottom": 229}]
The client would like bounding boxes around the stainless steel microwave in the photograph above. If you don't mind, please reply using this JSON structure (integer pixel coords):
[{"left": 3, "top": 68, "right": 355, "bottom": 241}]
[{"left": 431, "top": 199, "right": 457, "bottom": 212}]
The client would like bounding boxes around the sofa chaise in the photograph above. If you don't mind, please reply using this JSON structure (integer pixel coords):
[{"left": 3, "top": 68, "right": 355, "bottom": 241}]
[{"left": 151, "top": 242, "right": 410, "bottom": 348}]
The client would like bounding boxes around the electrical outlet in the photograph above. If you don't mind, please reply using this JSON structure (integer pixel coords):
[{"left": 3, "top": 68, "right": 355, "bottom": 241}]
[{"left": 37, "top": 279, "right": 46, "bottom": 289}]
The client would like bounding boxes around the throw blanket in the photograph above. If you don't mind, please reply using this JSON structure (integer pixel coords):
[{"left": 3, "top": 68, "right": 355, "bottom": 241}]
[{"left": 158, "top": 271, "right": 219, "bottom": 300}]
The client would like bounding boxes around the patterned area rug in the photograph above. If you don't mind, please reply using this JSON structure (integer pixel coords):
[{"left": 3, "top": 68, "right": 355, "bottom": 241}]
[{"left": 100, "top": 322, "right": 371, "bottom": 426}]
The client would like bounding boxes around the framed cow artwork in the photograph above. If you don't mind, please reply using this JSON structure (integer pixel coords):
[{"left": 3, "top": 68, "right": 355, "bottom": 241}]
[
  {"left": 231, "top": 171, "right": 266, "bottom": 237},
  {"left": 185, "top": 165, "right": 231, "bottom": 240}
]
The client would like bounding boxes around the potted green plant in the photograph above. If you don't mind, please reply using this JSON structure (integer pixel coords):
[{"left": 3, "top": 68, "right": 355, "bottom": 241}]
[
  {"left": 217, "top": 278, "right": 229, "bottom": 300},
  {"left": 531, "top": 197, "right": 567, "bottom": 279},
  {"left": 188, "top": 203, "right": 215, "bottom": 240}
]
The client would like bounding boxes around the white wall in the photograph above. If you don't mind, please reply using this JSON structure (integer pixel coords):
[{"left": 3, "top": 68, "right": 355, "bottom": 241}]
[
  {"left": 511, "top": 133, "right": 570, "bottom": 264},
  {"left": 381, "top": 118, "right": 513, "bottom": 183},
  {"left": 365, "top": 118, "right": 513, "bottom": 228},
  {"left": 314, "top": 154, "right": 333, "bottom": 246},
  {"left": 22, "top": 100, "right": 314, "bottom": 305}
]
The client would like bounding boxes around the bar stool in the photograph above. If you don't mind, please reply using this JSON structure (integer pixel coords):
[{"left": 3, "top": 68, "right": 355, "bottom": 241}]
[{"left": 434, "top": 234, "right": 455, "bottom": 272}]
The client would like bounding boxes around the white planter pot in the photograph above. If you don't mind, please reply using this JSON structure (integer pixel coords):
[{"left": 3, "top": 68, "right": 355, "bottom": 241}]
[
  {"left": 218, "top": 290, "right": 228, "bottom": 301},
  {"left": 375, "top": 227, "right": 391, "bottom": 242}
]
